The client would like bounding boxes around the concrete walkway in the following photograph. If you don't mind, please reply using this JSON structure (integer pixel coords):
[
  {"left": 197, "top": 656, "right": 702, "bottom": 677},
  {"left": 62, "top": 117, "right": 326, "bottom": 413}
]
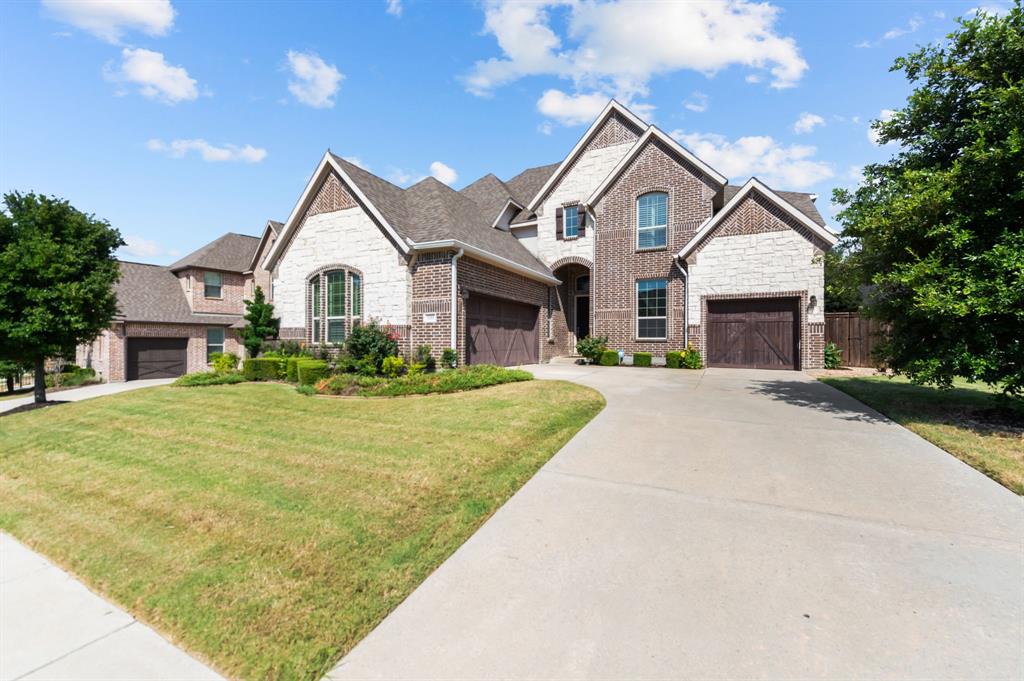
[
  {"left": 0, "top": 379, "right": 173, "bottom": 415},
  {"left": 0, "top": 533, "right": 221, "bottom": 681},
  {"left": 330, "top": 365, "right": 1024, "bottom": 680}
]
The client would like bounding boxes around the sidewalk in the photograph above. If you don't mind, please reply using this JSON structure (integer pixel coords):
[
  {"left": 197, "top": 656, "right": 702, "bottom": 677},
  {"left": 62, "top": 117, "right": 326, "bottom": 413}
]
[
  {"left": 0, "top": 379, "right": 173, "bottom": 415},
  {"left": 0, "top": 533, "right": 222, "bottom": 681}
]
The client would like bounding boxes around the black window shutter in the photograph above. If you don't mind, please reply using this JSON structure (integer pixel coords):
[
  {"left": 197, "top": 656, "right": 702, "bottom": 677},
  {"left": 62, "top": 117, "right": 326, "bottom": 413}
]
[
  {"left": 555, "top": 207, "right": 564, "bottom": 240},
  {"left": 578, "top": 208, "right": 586, "bottom": 237}
]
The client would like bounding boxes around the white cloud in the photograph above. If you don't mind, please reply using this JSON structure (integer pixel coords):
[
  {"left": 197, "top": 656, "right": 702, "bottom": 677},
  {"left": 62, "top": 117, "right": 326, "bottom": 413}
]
[
  {"left": 867, "top": 108, "right": 896, "bottom": 145},
  {"left": 536, "top": 89, "right": 609, "bottom": 126},
  {"left": 385, "top": 0, "right": 402, "bottom": 16},
  {"left": 967, "top": 4, "right": 1010, "bottom": 17},
  {"left": 793, "top": 112, "right": 825, "bottom": 134},
  {"left": 147, "top": 138, "right": 267, "bottom": 163},
  {"left": 119, "top": 235, "right": 179, "bottom": 260},
  {"left": 387, "top": 168, "right": 423, "bottom": 186},
  {"left": 429, "top": 161, "right": 458, "bottom": 185},
  {"left": 464, "top": 0, "right": 807, "bottom": 101},
  {"left": 42, "top": 0, "right": 174, "bottom": 44},
  {"left": 883, "top": 16, "right": 922, "bottom": 40},
  {"left": 343, "top": 156, "right": 368, "bottom": 170},
  {"left": 105, "top": 48, "right": 197, "bottom": 104},
  {"left": 285, "top": 50, "right": 343, "bottom": 108},
  {"left": 538, "top": 121, "right": 554, "bottom": 135},
  {"left": 672, "top": 129, "right": 833, "bottom": 189},
  {"left": 683, "top": 91, "right": 709, "bottom": 113}
]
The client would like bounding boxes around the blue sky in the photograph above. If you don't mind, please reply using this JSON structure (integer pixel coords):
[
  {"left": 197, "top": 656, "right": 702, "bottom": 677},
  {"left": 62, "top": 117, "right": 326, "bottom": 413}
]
[{"left": 0, "top": 0, "right": 1009, "bottom": 264}]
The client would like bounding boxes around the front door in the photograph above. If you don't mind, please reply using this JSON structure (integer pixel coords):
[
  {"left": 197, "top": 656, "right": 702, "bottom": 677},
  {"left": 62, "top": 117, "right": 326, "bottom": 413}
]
[{"left": 575, "top": 295, "right": 590, "bottom": 339}]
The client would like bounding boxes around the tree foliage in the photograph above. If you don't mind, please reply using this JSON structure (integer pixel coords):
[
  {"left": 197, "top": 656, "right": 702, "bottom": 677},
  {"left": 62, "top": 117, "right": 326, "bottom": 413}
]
[
  {"left": 0, "top": 192, "right": 123, "bottom": 402},
  {"left": 241, "top": 285, "right": 280, "bottom": 357},
  {"left": 831, "top": 4, "right": 1024, "bottom": 395},
  {"left": 823, "top": 241, "right": 864, "bottom": 312}
]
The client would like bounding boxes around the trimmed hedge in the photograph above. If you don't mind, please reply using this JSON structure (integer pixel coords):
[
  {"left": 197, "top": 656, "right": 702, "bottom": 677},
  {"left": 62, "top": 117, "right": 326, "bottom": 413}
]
[
  {"left": 316, "top": 364, "right": 532, "bottom": 397},
  {"left": 665, "top": 351, "right": 682, "bottom": 369},
  {"left": 599, "top": 350, "right": 619, "bottom": 366},
  {"left": 286, "top": 357, "right": 302, "bottom": 383},
  {"left": 297, "top": 360, "right": 329, "bottom": 386},
  {"left": 633, "top": 352, "right": 652, "bottom": 367},
  {"left": 243, "top": 358, "right": 284, "bottom": 381},
  {"left": 173, "top": 372, "right": 247, "bottom": 387}
]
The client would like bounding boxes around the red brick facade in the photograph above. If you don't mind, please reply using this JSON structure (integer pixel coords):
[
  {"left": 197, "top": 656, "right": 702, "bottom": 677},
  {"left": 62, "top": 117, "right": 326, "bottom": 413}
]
[
  {"left": 104, "top": 322, "right": 242, "bottom": 382},
  {"left": 182, "top": 269, "right": 247, "bottom": 314}
]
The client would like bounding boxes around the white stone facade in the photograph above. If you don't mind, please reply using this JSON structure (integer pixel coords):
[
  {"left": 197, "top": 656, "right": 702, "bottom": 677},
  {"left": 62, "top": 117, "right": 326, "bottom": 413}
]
[{"left": 273, "top": 206, "right": 410, "bottom": 329}]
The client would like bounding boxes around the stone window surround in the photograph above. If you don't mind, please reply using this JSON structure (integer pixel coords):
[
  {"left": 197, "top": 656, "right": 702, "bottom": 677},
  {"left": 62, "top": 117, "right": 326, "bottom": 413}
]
[
  {"left": 635, "top": 187, "right": 671, "bottom": 253},
  {"left": 304, "top": 262, "right": 364, "bottom": 345},
  {"left": 698, "top": 289, "right": 810, "bottom": 369}
]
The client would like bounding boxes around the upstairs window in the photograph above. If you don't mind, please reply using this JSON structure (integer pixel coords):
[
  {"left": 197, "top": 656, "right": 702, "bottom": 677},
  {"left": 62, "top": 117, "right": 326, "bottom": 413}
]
[
  {"left": 204, "top": 271, "right": 222, "bottom": 298},
  {"left": 564, "top": 205, "right": 579, "bottom": 239},
  {"left": 637, "top": 192, "right": 668, "bottom": 250}
]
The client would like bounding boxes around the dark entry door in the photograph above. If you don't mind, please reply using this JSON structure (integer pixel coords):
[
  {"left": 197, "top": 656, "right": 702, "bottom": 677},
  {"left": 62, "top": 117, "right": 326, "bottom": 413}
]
[
  {"left": 707, "top": 298, "right": 799, "bottom": 370},
  {"left": 466, "top": 294, "right": 539, "bottom": 366},
  {"left": 126, "top": 337, "right": 188, "bottom": 380},
  {"left": 575, "top": 295, "right": 590, "bottom": 339}
]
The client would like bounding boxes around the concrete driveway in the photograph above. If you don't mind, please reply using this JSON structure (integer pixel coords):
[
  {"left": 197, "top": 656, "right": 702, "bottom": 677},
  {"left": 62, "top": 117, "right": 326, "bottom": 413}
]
[
  {"left": 330, "top": 365, "right": 1023, "bottom": 680},
  {"left": 0, "top": 379, "right": 173, "bottom": 415}
]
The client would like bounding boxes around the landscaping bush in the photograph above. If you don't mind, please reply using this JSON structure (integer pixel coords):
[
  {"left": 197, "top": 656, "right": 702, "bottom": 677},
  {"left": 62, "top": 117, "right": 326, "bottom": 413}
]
[
  {"left": 333, "top": 352, "right": 358, "bottom": 374},
  {"left": 381, "top": 356, "right": 405, "bottom": 379},
  {"left": 173, "top": 371, "right": 248, "bottom": 387},
  {"left": 441, "top": 347, "right": 457, "bottom": 368},
  {"left": 297, "top": 359, "right": 329, "bottom": 386},
  {"left": 682, "top": 344, "right": 703, "bottom": 369},
  {"left": 357, "top": 356, "right": 378, "bottom": 377},
  {"left": 575, "top": 335, "right": 608, "bottom": 364},
  {"left": 316, "top": 364, "right": 532, "bottom": 397},
  {"left": 45, "top": 366, "right": 98, "bottom": 388},
  {"left": 408, "top": 362, "right": 427, "bottom": 377},
  {"left": 285, "top": 357, "right": 302, "bottom": 383},
  {"left": 414, "top": 345, "right": 436, "bottom": 373},
  {"left": 210, "top": 352, "right": 239, "bottom": 374},
  {"left": 824, "top": 341, "right": 843, "bottom": 369},
  {"left": 346, "top": 321, "right": 399, "bottom": 368},
  {"left": 666, "top": 351, "right": 683, "bottom": 369},
  {"left": 633, "top": 352, "right": 652, "bottom": 367},
  {"left": 295, "top": 384, "right": 316, "bottom": 396},
  {"left": 316, "top": 374, "right": 386, "bottom": 396},
  {"left": 599, "top": 350, "right": 620, "bottom": 366},
  {"left": 243, "top": 357, "right": 284, "bottom": 381}
]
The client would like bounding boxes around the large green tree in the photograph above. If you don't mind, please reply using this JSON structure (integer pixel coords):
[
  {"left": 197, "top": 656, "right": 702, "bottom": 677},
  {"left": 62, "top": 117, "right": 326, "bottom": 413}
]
[
  {"left": 832, "top": 4, "right": 1024, "bottom": 395},
  {"left": 241, "top": 285, "right": 280, "bottom": 357},
  {"left": 0, "top": 192, "right": 123, "bottom": 403}
]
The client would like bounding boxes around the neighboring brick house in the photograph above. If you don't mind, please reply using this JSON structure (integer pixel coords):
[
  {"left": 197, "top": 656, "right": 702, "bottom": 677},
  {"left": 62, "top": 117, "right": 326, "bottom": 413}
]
[
  {"left": 262, "top": 99, "right": 836, "bottom": 370},
  {"left": 78, "top": 233, "right": 265, "bottom": 381}
]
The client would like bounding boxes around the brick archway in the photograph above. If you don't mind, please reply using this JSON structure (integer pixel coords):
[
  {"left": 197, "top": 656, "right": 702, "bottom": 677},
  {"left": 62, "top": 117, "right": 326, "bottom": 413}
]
[
  {"left": 549, "top": 255, "right": 594, "bottom": 271},
  {"left": 550, "top": 257, "right": 593, "bottom": 357}
]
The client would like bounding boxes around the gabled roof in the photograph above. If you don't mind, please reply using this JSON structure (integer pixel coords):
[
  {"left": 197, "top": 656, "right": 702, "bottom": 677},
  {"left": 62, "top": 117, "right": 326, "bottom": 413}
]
[
  {"left": 169, "top": 232, "right": 260, "bottom": 273},
  {"left": 586, "top": 126, "right": 727, "bottom": 206},
  {"left": 459, "top": 173, "right": 516, "bottom": 226},
  {"left": 114, "top": 261, "right": 242, "bottom": 326},
  {"left": 247, "top": 219, "right": 283, "bottom": 272},
  {"left": 723, "top": 184, "right": 825, "bottom": 227},
  {"left": 505, "top": 162, "right": 559, "bottom": 205},
  {"left": 678, "top": 178, "right": 838, "bottom": 260}
]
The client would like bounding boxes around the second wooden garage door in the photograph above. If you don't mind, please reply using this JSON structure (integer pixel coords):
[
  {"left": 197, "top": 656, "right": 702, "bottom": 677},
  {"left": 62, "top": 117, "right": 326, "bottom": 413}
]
[
  {"left": 466, "top": 294, "right": 539, "bottom": 366},
  {"left": 707, "top": 298, "right": 799, "bottom": 370}
]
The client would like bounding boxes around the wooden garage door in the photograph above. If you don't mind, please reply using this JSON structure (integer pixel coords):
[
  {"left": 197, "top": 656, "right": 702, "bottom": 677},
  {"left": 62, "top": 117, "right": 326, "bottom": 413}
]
[
  {"left": 707, "top": 298, "right": 799, "bottom": 370},
  {"left": 126, "top": 338, "right": 188, "bottom": 380},
  {"left": 466, "top": 294, "right": 539, "bottom": 366}
]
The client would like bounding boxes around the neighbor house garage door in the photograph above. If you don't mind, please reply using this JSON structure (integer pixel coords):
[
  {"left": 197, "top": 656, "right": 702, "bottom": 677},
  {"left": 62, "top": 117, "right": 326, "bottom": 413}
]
[
  {"left": 126, "top": 338, "right": 188, "bottom": 380},
  {"left": 466, "top": 294, "right": 539, "bottom": 366},
  {"left": 707, "top": 298, "right": 799, "bottom": 370}
]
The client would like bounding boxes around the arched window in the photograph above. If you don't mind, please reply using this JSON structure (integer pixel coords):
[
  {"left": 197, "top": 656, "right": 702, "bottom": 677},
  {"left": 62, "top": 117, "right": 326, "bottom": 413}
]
[
  {"left": 637, "top": 192, "right": 668, "bottom": 250},
  {"left": 308, "top": 268, "right": 363, "bottom": 344}
]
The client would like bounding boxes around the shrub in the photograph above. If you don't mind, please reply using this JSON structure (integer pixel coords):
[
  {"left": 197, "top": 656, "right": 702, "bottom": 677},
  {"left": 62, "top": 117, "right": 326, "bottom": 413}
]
[
  {"left": 414, "top": 345, "right": 436, "bottom": 373},
  {"left": 295, "top": 384, "right": 316, "bottom": 396},
  {"left": 285, "top": 357, "right": 302, "bottom": 382},
  {"left": 633, "top": 352, "right": 652, "bottom": 367},
  {"left": 666, "top": 351, "right": 683, "bottom": 369},
  {"left": 210, "top": 352, "right": 239, "bottom": 374},
  {"left": 45, "top": 366, "right": 98, "bottom": 388},
  {"left": 381, "top": 355, "right": 405, "bottom": 379},
  {"left": 333, "top": 352, "right": 358, "bottom": 374},
  {"left": 346, "top": 321, "right": 399, "bottom": 366},
  {"left": 357, "top": 356, "right": 379, "bottom": 377},
  {"left": 575, "top": 335, "right": 609, "bottom": 364},
  {"left": 276, "top": 340, "right": 306, "bottom": 357},
  {"left": 243, "top": 357, "right": 284, "bottom": 381},
  {"left": 408, "top": 362, "right": 426, "bottom": 377},
  {"left": 682, "top": 344, "right": 703, "bottom": 369},
  {"left": 297, "top": 359, "right": 329, "bottom": 386},
  {"left": 316, "top": 373, "right": 386, "bottom": 396},
  {"left": 441, "top": 348, "right": 457, "bottom": 368},
  {"left": 173, "top": 371, "right": 248, "bottom": 387},
  {"left": 317, "top": 364, "right": 532, "bottom": 397},
  {"left": 824, "top": 341, "right": 843, "bottom": 369},
  {"left": 599, "top": 350, "right": 620, "bottom": 366}
]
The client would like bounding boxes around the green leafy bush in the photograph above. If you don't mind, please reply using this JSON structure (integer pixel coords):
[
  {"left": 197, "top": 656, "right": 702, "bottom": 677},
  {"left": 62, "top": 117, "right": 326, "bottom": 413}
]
[
  {"left": 682, "top": 344, "right": 703, "bottom": 370},
  {"left": 414, "top": 345, "right": 436, "bottom": 373},
  {"left": 297, "top": 359, "right": 329, "bottom": 386},
  {"left": 441, "top": 348, "right": 457, "bottom": 368},
  {"left": 210, "top": 352, "right": 239, "bottom": 374},
  {"left": 45, "top": 366, "right": 98, "bottom": 388},
  {"left": 345, "top": 321, "right": 399, "bottom": 368},
  {"left": 824, "top": 341, "right": 843, "bottom": 369},
  {"left": 599, "top": 350, "right": 619, "bottom": 366},
  {"left": 285, "top": 357, "right": 301, "bottom": 382},
  {"left": 243, "top": 357, "right": 284, "bottom": 381},
  {"left": 381, "top": 356, "right": 405, "bottom": 378},
  {"left": 408, "top": 362, "right": 426, "bottom": 377},
  {"left": 173, "top": 371, "right": 248, "bottom": 387},
  {"left": 666, "top": 351, "right": 682, "bottom": 369},
  {"left": 357, "top": 356, "right": 378, "bottom": 377},
  {"left": 316, "top": 364, "right": 532, "bottom": 397},
  {"left": 632, "top": 352, "right": 652, "bottom": 367},
  {"left": 295, "top": 384, "right": 316, "bottom": 396},
  {"left": 575, "top": 335, "right": 608, "bottom": 364}
]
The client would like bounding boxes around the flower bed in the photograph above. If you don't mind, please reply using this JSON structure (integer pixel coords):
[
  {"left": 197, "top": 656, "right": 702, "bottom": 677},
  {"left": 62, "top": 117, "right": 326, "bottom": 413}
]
[{"left": 316, "top": 364, "right": 532, "bottom": 397}]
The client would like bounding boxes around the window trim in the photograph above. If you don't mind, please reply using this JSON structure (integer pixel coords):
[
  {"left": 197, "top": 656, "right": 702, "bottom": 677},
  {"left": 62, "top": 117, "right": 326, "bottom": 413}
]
[
  {"left": 307, "top": 266, "right": 364, "bottom": 345},
  {"left": 326, "top": 270, "right": 346, "bottom": 344},
  {"left": 206, "top": 327, "right": 225, "bottom": 362},
  {"left": 203, "top": 271, "right": 223, "bottom": 298},
  {"left": 636, "top": 192, "right": 668, "bottom": 251},
  {"left": 636, "top": 278, "right": 668, "bottom": 341},
  {"left": 563, "top": 204, "right": 580, "bottom": 239},
  {"left": 350, "top": 272, "right": 362, "bottom": 319},
  {"left": 310, "top": 276, "right": 322, "bottom": 344}
]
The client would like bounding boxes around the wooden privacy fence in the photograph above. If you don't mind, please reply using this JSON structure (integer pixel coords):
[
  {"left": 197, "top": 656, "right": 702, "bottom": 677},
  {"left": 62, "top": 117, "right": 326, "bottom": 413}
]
[{"left": 825, "top": 312, "right": 884, "bottom": 367}]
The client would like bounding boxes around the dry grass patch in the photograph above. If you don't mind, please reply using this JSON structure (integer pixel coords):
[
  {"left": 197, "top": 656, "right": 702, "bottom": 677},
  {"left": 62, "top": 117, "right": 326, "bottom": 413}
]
[{"left": 0, "top": 380, "right": 603, "bottom": 679}]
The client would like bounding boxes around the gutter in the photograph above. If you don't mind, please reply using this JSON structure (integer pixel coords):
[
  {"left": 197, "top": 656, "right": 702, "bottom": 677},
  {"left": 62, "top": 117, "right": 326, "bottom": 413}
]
[
  {"left": 450, "top": 248, "right": 464, "bottom": 353},
  {"left": 674, "top": 258, "right": 689, "bottom": 345},
  {"left": 408, "top": 239, "right": 560, "bottom": 285}
]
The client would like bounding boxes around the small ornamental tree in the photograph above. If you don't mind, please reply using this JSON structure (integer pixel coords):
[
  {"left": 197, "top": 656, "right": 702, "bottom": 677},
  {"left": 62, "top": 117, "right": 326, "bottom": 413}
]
[
  {"left": 0, "top": 192, "right": 123, "bottom": 403},
  {"left": 241, "top": 285, "right": 280, "bottom": 357}
]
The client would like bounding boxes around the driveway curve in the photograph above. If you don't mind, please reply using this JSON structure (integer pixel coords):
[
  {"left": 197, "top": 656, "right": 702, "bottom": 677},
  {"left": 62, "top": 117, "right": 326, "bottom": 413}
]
[{"left": 330, "top": 365, "right": 1023, "bottom": 680}]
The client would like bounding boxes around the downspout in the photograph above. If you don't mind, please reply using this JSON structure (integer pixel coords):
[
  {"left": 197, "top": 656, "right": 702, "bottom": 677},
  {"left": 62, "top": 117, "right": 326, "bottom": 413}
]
[
  {"left": 674, "top": 257, "right": 689, "bottom": 346},
  {"left": 450, "top": 248, "right": 464, "bottom": 358},
  {"left": 585, "top": 205, "right": 598, "bottom": 340}
]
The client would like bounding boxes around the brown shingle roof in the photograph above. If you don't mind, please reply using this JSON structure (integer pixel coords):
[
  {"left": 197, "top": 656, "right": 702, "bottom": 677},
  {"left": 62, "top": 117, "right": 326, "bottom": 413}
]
[
  {"left": 722, "top": 183, "right": 826, "bottom": 227},
  {"left": 114, "top": 261, "right": 242, "bottom": 326},
  {"left": 169, "top": 232, "right": 260, "bottom": 273},
  {"left": 459, "top": 174, "right": 517, "bottom": 225},
  {"left": 505, "top": 162, "right": 559, "bottom": 206}
]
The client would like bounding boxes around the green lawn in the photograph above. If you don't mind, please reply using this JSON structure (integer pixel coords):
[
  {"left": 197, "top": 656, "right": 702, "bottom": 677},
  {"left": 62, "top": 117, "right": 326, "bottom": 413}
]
[
  {"left": 0, "top": 380, "right": 604, "bottom": 679},
  {"left": 820, "top": 375, "right": 1023, "bottom": 494}
]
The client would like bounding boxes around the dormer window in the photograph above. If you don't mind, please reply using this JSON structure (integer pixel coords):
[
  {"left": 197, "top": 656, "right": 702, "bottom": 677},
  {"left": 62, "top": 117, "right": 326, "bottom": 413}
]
[
  {"left": 637, "top": 192, "right": 668, "bottom": 250},
  {"left": 204, "top": 271, "right": 222, "bottom": 298},
  {"left": 564, "top": 205, "right": 580, "bottom": 239}
]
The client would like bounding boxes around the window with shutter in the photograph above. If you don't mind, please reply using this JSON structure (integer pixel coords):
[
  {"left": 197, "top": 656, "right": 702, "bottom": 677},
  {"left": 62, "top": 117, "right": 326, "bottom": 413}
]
[
  {"left": 555, "top": 206, "right": 564, "bottom": 240},
  {"left": 564, "top": 205, "right": 579, "bottom": 238}
]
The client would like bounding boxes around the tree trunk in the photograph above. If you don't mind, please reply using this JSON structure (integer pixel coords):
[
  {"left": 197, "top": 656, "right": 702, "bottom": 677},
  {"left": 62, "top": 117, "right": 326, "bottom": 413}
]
[
  {"left": 5, "top": 374, "right": 13, "bottom": 394},
  {"left": 34, "top": 357, "right": 46, "bottom": 404}
]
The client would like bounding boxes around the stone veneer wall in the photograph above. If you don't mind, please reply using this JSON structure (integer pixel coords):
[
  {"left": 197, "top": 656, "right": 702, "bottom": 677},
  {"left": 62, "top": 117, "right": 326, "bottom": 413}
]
[{"left": 105, "top": 322, "right": 242, "bottom": 382}]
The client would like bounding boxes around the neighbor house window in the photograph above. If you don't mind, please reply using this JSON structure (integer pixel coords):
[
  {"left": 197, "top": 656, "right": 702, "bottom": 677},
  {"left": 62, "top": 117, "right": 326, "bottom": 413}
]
[
  {"left": 204, "top": 271, "right": 222, "bottom": 298},
  {"left": 564, "top": 205, "right": 580, "bottom": 239},
  {"left": 326, "top": 270, "right": 346, "bottom": 343},
  {"left": 311, "top": 277, "right": 321, "bottom": 342},
  {"left": 207, "top": 327, "right": 225, "bottom": 361},
  {"left": 637, "top": 192, "right": 668, "bottom": 249},
  {"left": 351, "top": 273, "right": 362, "bottom": 318},
  {"left": 637, "top": 279, "right": 667, "bottom": 339}
]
